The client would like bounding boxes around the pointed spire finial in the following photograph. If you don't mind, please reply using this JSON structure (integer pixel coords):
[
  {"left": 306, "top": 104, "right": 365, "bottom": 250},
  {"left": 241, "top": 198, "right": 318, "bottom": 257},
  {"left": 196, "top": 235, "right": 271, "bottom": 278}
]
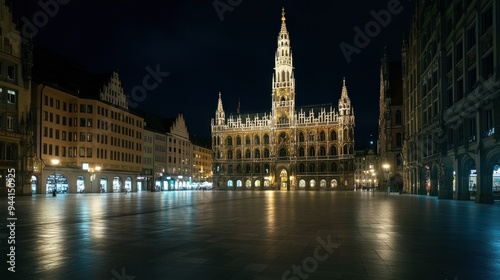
[
  {"left": 343, "top": 77, "right": 346, "bottom": 87},
  {"left": 281, "top": 7, "right": 286, "bottom": 22}
]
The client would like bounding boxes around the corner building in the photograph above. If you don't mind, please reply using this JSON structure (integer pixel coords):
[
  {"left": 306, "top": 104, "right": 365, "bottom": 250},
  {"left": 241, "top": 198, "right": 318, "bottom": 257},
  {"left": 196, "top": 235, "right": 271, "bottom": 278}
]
[
  {"left": 211, "top": 9, "right": 355, "bottom": 190},
  {"left": 402, "top": 0, "right": 500, "bottom": 203}
]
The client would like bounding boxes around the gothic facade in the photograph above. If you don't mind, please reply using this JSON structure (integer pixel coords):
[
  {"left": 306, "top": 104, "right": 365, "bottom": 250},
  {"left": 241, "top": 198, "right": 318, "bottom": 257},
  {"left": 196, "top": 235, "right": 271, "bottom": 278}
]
[{"left": 211, "top": 9, "right": 355, "bottom": 191}]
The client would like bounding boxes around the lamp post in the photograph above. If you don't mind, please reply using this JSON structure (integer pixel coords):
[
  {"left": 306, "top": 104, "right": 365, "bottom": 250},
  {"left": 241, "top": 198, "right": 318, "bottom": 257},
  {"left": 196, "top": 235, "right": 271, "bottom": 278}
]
[{"left": 51, "top": 159, "right": 60, "bottom": 193}]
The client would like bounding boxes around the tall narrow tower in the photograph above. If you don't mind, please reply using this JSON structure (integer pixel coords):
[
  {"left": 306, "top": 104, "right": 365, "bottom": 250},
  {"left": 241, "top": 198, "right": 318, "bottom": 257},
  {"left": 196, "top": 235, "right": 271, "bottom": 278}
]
[
  {"left": 272, "top": 7, "right": 296, "bottom": 126},
  {"left": 215, "top": 92, "right": 225, "bottom": 126}
]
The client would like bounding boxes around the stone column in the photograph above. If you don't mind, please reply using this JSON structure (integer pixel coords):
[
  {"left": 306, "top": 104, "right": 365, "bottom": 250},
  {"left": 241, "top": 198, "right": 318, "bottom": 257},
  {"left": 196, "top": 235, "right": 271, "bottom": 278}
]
[
  {"left": 475, "top": 154, "right": 494, "bottom": 204},
  {"left": 438, "top": 163, "right": 454, "bottom": 199}
]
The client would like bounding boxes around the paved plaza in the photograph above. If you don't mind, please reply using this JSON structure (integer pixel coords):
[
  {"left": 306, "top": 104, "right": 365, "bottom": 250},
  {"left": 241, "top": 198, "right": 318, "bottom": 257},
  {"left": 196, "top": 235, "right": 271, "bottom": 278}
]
[{"left": 1, "top": 190, "right": 500, "bottom": 280}]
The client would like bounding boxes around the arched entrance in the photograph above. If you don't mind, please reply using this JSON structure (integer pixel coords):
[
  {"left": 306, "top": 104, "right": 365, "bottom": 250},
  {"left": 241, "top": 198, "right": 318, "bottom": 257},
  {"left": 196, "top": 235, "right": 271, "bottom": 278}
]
[
  {"left": 46, "top": 174, "right": 68, "bottom": 194},
  {"left": 389, "top": 174, "right": 403, "bottom": 193},
  {"left": 77, "top": 176, "right": 85, "bottom": 193},
  {"left": 125, "top": 177, "right": 132, "bottom": 192},
  {"left": 113, "top": 177, "right": 122, "bottom": 192},
  {"left": 31, "top": 175, "right": 37, "bottom": 194},
  {"left": 330, "top": 179, "right": 338, "bottom": 189},
  {"left": 279, "top": 169, "right": 288, "bottom": 190},
  {"left": 100, "top": 176, "right": 108, "bottom": 193}
]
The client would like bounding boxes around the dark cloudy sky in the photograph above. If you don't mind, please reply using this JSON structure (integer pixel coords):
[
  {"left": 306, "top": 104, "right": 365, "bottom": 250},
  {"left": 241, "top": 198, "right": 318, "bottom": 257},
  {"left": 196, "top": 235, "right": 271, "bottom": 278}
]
[{"left": 10, "top": 0, "right": 413, "bottom": 148}]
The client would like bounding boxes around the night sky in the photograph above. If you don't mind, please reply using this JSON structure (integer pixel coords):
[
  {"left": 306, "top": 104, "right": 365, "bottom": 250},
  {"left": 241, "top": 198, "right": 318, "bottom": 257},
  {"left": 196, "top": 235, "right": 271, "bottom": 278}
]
[{"left": 10, "top": 0, "right": 413, "bottom": 148}]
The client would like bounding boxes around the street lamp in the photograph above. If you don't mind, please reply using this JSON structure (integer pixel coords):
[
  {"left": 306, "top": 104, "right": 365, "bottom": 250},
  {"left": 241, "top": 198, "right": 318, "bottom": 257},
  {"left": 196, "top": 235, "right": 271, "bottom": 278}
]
[{"left": 51, "top": 159, "right": 60, "bottom": 193}]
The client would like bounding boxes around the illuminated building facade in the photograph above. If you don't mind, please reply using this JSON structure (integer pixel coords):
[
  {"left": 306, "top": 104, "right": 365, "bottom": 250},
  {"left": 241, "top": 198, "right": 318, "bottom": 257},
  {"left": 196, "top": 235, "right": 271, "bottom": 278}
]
[
  {"left": 402, "top": 0, "right": 500, "bottom": 203},
  {"left": 211, "top": 9, "right": 355, "bottom": 190},
  {"left": 31, "top": 48, "right": 144, "bottom": 194},
  {"left": 0, "top": 1, "right": 33, "bottom": 195}
]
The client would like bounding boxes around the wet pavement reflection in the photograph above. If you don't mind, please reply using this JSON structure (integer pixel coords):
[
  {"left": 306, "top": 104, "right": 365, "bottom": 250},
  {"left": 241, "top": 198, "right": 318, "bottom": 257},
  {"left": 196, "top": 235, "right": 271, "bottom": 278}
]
[{"left": 1, "top": 191, "right": 499, "bottom": 279}]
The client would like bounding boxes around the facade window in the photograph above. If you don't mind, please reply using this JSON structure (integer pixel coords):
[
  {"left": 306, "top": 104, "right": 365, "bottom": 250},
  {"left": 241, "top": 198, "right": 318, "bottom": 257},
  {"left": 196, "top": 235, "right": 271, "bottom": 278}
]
[
  {"left": 466, "top": 24, "right": 476, "bottom": 50},
  {"left": 7, "top": 90, "right": 15, "bottom": 104},
  {"left": 80, "top": 118, "right": 86, "bottom": 127},
  {"left": 482, "top": 6, "right": 493, "bottom": 35},
  {"left": 299, "top": 132, "right": 304, "bottom": 142},
  {"left": 396, "top": 133, "right": 402, "bottom": 147},
  {"left": 7, "top": 65, "right": 15, "bottom": 80},
  {"left": 79, "top": 147, "right": 85, "bottom": 157},
  {"left": 309, "top": 147, "right": 315, "bottom": 157},
  {"left": 330, "top": 130, "right": 337, "bottom": 140},
  {"left": 395, "top": 110, "right": 402, "bottom": 125},
  {"left": 7, "top": 116, "right": 13, "bottom": 130},
  {"left": 80, "top": 104, "right": 86, "bottom": 112}
]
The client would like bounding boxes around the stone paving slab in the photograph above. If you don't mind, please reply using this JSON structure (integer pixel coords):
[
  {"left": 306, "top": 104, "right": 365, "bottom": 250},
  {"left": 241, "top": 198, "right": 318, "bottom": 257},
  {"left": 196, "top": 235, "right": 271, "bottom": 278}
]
[{"left": 1, "top": 191, "right": 499, "bottom": 280}]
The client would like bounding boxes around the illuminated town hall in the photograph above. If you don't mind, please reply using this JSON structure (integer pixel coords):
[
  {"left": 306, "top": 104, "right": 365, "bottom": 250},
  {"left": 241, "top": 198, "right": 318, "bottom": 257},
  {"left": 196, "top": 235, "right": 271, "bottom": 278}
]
[{"left": 211, "top": 9, "right": 355, "bottom": 190}]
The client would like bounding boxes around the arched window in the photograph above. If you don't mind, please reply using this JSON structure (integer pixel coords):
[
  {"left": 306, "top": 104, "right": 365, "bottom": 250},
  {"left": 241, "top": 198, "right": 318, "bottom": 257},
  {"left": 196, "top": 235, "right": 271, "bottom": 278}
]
[
  {"left": 344, "top": 129, "right": 348, "bottom": 140},
  {"left": 255, "top": 165, "right": 261, "bottom": 173},
  {"left": 319, "top": 146, "right": 326, "bottom": 156},
  {"left": 331, "top": 130, "right": 337, "bottom": 140},
  {"left": 395, "top": 110, "right": 402, "bottom": 125},
  {"left": 299, "top": 164, "right": 305, "bottom": 172},
  {"left": 264, "top": 149, "right": 270, "bottom": 158},
  {"left": 279, "top": 148, "right": 287, "bottom": 157},
  {"left": 343, "top": 145, "right": 348, "bottom": 154},
  {"left": 236, "top": 136, "right": 242, "bottom": 145},
  {"left": 227, "top": 136, "right": 233, "bottom": 146},
  {"left": 236, "top": 165, "right": 242, "bottom": 173},
  {"left": 228, "top": 164, "right": 233, "bottom": 174},
  {"left": 299, "top": 147, "right": 305, "bottom": 157},
  {"left": 254, "top": 149, "right": 260, "bottom": 158},
  {"left": 330, "top": 145, "right": 337, "bottom": 155},
  {"left": 245, "top": 149, "right": 251, "bottom": 158},
  {"left": 331, "top": 162, "right": 337, "bottom": 172},
  {"left": 227, "top": 150, "right": 233, "bottom": 159},
  {"left": 320, "top": 163, "right": 327, "bottom": 172},
  {"left": 309, "top": 164, "right": 315, "bottom": 172},
  {"left": 264, "top": 164, "right": 270, "bottom": 173},
  {"left": 246, "top": 164, "right": 251, "bottom": 173},
  {"left": 299, "top": 132, "right": 305, "bottom": 142},
  {"left": 264, "top": 134, "right": 270, "bottom": 144},
  {"left": 309, "top": 146, "right": 315, "bottom": 157},
  {"left": 236, "top": 150, "right": 242, "bottom": 159},
  {"left": 246, "top": 136, "right": 251, "bottom": 145},
  {"left": 396, "top": 133, "right": 402, "bottom": 147},
  {"left": 320, "top": 131, "right": 326, "bottom": 141}
]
